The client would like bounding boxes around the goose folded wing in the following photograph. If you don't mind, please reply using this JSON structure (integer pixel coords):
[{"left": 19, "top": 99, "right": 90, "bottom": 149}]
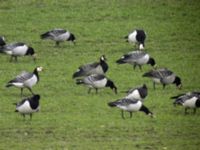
[
  {"left": 50, "top": 29, "right": 67, "bottom": 36},
  {"left": 10, "top": 71, "right": 33, "bottom": 83}
]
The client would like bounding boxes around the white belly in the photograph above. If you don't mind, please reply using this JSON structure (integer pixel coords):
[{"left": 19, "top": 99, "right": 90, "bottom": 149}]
[
  {"left": 137, "top": 54, "right": 149, "bottom": 65},
  {"left": 17, "top": 101, "right": 39, "bottom": 114},
  {"left": 24, "top": 75, "right": 37, "bottom": 88},
  {"left": 118, "top": 101, "right": 142, "bottom": 112},
  {"left": 183, "top": 97, "right": 198, "bottom": 108},
  {"left": 12, "top": 45, "right": 28, "bottom": 56},
  {"left": 54, "top": 32, "right": 70, "bottom": 41}
]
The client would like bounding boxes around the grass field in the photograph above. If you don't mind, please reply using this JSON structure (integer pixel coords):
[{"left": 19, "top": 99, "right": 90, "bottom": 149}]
[{"left": 0, "top": 0, "right": 200, "bottom": 149}]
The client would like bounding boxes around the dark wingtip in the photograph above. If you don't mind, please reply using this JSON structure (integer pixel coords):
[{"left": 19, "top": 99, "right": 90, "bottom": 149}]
[{"left": 108, "top": 102, "right": 116, "bottom": 107}]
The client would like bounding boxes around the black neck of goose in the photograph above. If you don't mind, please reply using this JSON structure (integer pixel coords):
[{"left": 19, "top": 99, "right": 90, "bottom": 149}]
[
  {"left": 33, "top": 68, "right": 39, "bottom": 81},
  {"left": 100, "top": 60, "right": 108, "bottom": 73},
  {"left": 139, "top": 105, "right": 152, "bottom": 115},
  {"left": 196, "top": 99, "right": 200, "bottom": 108},
  {"left": 26, "top": 47, "right": 34, "bottom": 56},
  {"left": 29, "top": 98, "right": 39, "bottom": 109}
]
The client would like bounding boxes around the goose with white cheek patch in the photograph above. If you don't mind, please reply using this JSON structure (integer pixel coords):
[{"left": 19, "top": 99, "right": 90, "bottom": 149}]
[
  {"left": 41, "top": 28, "right": 76, "bottom": 46},
  {"left": 171, "top": 92, "right": 200, "bottom": 114},
  {"left": 76, "top": 74, "right": 117, "bottom": 94},
  {"left": 73, "top": 55, "right": 108, "bottom": 78},
  {"left": 0, "top": 42, "right": 36, "bottom": 62},
  {"left": 0, "top": 36, "right": 6, "bottom": 47},
  {"left": 143, "top": 68, "right": 182, "bottom": 90},
  {"left": 125, "top": 29, "right": 146, "bottom": 50},
  {"left": 14, "top": 94, "right": 40, "bottom": 120},
  {"left": 123, "top": 84, "right": 148, "bottom": 102},
  {"left": 116, "top": 50, "right": 156, "bottom": 70},
  {"left": 108, "top": 98, "right": 153, "bottom": 119},
  {"left": 6, "top": 66, "right": 43, "bottom": 96}
]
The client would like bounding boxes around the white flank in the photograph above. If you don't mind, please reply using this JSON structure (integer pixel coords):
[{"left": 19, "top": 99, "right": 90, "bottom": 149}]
[
  {"left": 12, "top": 45, "right": 28, "bottom": 56},
  {"left": 24, "top": 75, "right": 37, "bottom": 88},
  {"left": 183, "top": 97, "right": 198, "bottom": 108}
]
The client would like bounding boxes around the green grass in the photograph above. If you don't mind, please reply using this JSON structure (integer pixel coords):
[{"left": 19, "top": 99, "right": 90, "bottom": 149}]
[{"left": 0, "top": 0, "right": 200, "bottom": 149}]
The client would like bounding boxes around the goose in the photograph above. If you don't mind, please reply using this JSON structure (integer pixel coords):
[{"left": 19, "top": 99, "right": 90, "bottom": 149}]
[
  {"left": 123, "top": 84, "right": 148, "bottom": 101},
  {"left": 76, "top": 74, "right": 117, "bottom": 94},
  {"left": 108, "top": 98, "right": 153, "bottom": 119},
  {"left": 0, "top": 42, "right": 36, "bottom": 62},
  {"left": 6, "top": 66, "right": 43, "bottom": 96},
  {"left": 0, "top": 36, "right": 6, "bottom": 47},
  {"left": 142, "top": 68, "right": 182, "bottom": 89},
  {"left": 116, "top": 50, "right": 156, "bottom": 70},
  {"left": 14, "top": 94, "right": 40, "bottom": 120},
  {"left": 125, "top": 29, "right": 146, "bottom": 50},
  {"left": 40, "top": 28, "right": 76, "bottom": 46},
  {"left": 73, "top": 55, "right": 108, "bottom": 78},
  {"left": 171, "top": 92, "right": 200, "bottom": 114}
]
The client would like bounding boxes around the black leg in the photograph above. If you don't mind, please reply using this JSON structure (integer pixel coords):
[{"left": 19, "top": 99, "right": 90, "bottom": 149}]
[
  {"left": 139, "top": 65, "right": 142, "bottom": 71},
  {"left": 27, "top": 87, "right": 34, "bottom": 95},
  {"left": 21, "top": 88, "right": 23, "bottom": 97},
  {"left": 30, "top": 114, "right": 32, "bottom": 120},
  {"left": 185, "top": 108, "right": 188, "bottom": 115},
  {"left": 130, "top": 112, "right": 133, "bottom": 118},
  {"left": 14, "top": 56, "right": 18, "bottom": 62},
  {"left": 153, "top": 82, "right": 156, "bottom": 90},
  {"left": 193, "top": 108, "right": 196, "bottom": 114},
  {"left": 56, "top": 41, "right": 59, "bottom": 46},
  {"left": 121, "top": 110, "right": 125, "bottom": 119},
  {"left": 88, "top": 88, "right": 92, "bottom": 94},
  {"left": 95, "top": 88, "right": 98, "bottom": 94},
  {"left": 22, "top": 114, "right": 25, "bottom": 120},
  {"left": 163, "top": 84, "right": 166, "bottom": 89},
  {"left": 10, "top": 56, "right": 13, "bottom": 62},
  {"left": 133, "top": 64, "right": 137, "bottom": 70}
]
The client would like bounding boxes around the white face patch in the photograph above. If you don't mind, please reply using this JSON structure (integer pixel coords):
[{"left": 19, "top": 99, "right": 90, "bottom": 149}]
[
  {"left": 37, "top": 67, "right": 43, "bottom": 72},
  {"left": 139, "top": 44, "right": 144, "bottom": 50},
  {"left": 76, "top": 69, "right": 80, "bottom": 72},
  {"left": 101, "top": 56, "right": 105, "bottom": 61},
  {"left": 121, "top": 56, "right": 125, "bottom": 59}
]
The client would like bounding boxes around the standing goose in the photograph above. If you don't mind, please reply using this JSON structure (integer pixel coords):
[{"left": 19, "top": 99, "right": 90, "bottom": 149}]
[
  {"left": 108, "top": 98, "right": 153, "bottom": 119},
  {"left": 14, "top": 94, "right": 40, "bottom": 120},
  {"left": 171, "top": 92, "right": 200, "bottom": 114},
  {"left": 116, "top": 50, "right": 156, "bottom": 70},
  {"left": 143, "top": 68, "right": 182, "bottom": 89},
  {"left": 125, "top": 29, "right": 146, "bottom": 50},
  {"left": 0, "top": 36, "right": 6, "bottom": 47},
  {"left": 124, "top": 84, "right": 148, "bottom": 101},
  {"left": 6, "top": 66, "right": 43, "bottom": 96},
  {"left": 73, "top": 55, "right": 108, "bottom": 78},
  {"left": 76, "top": 74, "right": 117, "bottom": 94},
  {"left": 40, "top": 28, "right": 76, "bottom": 46},
  {"left": 0, "top": 42, "right": 36, "bottom": 62}
]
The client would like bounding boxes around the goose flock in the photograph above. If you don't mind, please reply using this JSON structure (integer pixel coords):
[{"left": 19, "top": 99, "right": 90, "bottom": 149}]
[{"left": 0, "top": 28, "right": 199, "bottom": 120}]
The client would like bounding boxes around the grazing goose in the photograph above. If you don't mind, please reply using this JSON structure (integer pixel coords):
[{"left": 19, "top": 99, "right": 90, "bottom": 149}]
[
  {"left": 143, "top": 68, "right": 182, "bottom": 89},
  {"left": 125, "top": 29, "right": 146, "bottom": 50},
  {"left": 171, "top": 92, "right": 200, "bottom": 114},
  {"left": 41, "top": 28, "right": 76, "bottom": 46},
  {"left": 14, "top": 94, "right": 40, "bottom": 120},
  {"left": 116, "top": 50, "right": 156, "bottom": 70},
  {"left": 0, "top": 36, "right": 6, "bottom": 47},
  {"left": 6, "top": 66, "right": 43, "bottom": 96},
  {"left": 108, "top": 98, "right": 153, "bottom": 119},
  {"left": 0, "top": 42, "right": 36, "bottom": 62},
  {"left": 124, "top": 84, "right": 148, "bottom": 101},
  {"left": 76, "top": 74, "right": 117, "bottom": 94},
  {"left": 73, "top": 55, "right": 108, "bottom": 78}
]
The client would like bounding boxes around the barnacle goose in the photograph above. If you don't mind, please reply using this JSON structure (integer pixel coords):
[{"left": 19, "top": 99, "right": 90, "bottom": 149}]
[
  {"left": 125, "top": 29, "right": 146, "bottom": 50},
  {"left": 41, "top": 28, "right": 76, "bottom": 46},
  {"left": 143, "top": 68, "right": 182, "bottom": 89},
  {"left": 116, "top": 50, "right": 156, "bottom": 70},
  {"left": 108, "top": 98, "right": 153, "bottom": 119},
  {"left": 76, "top": 74, "right": 117, "bottom": 94},
  {"left": 6, "top": 66, "right": 43, "bottom": 96},
  {"left": 0, "top": 42, "right": 36, "bottom": 62},
  {"left": 14, "top": 94, "right": 40, "bottom": 120},
  {"left": 73, "top": 55, "right": 108, "bottom": 78},
  {"left": 171, "top": 92, "right": 200, "bottom": 114}
]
